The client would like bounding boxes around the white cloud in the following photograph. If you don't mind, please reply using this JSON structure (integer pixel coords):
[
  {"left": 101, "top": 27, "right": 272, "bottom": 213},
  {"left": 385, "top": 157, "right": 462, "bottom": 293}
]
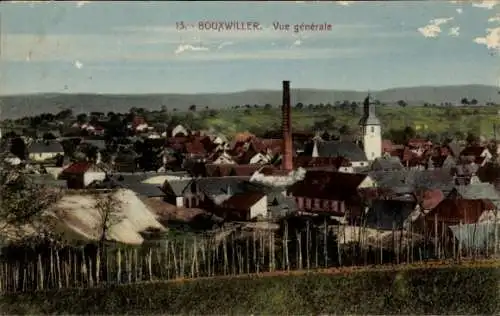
[
  {"left": 456, "top": 8, "right": 464, "bottom": 14},
  {"left": 474, "top": 27, "right": 500, "bottom": 50},
  {"left": 74, "top": 60, "right": 83, "bottom": 69},
  {"left": 174, "top": 44, "right": 209, "bottom": 55},
  {"left": 337, "top": 1, "right": 354, "bottom": 6},
  {"left": 417, "top": 17, "right": 454, "bottom": 38},
  {"left": 216, "top": 41, "right": 234, "bottom": 50},
  {"left": 449, "top": 26, "right": 460, "bottom": 37},
  {"left": 76, "top": 1, "right": 90, "bottom": 7},
  {"left": 291, "top": 39, "right": 303, "bottom": 47},
  {"left": 488, "top": 14, "right": 500, "bottom": 22},
  {"left": 430, "top": 18, "right": 455, "bottom": 25},
  {"left": 8, "top": 1, "right": 89, "bottom": 7},
  {"left": 471, "top": 0, "right": 499, "bottom": 9}
]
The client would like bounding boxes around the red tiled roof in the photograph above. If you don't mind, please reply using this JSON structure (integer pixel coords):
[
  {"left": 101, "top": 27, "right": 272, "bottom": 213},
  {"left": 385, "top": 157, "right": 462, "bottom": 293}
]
[
  {"left": 416, "top": 189, "right": 444, "bottom": 210},
  {"left": 62, "top": 162, "right": 93, "bottom": 174},
  {"left": 289, "top": 170, "right": 366, "bottom": 200},
  {"left": 382, "top": 139, "right": 393, "bottom": 153},
  {"left": 475, "top": 156, "right": 486, "bottom": 165},
  {"left": 185, "top": 141, "right": 206, "bottom": 155},
  {"left": 204, "top": 164, "right": 261, "bottom": 177},
  {"left": 407, "top": 138, "right": 431, "bottom": 147},
  {"left": 460, "top": 146, "right": 486, "bottom": 157},
  {"left": 220, "top": 192, "right": 266, "bottom": 209},
  {"left": 234, "top": 132, "right": 255, "bottom": 143},
  {"left": 428, "top": 199, "right": 490, "bottom": 224}
]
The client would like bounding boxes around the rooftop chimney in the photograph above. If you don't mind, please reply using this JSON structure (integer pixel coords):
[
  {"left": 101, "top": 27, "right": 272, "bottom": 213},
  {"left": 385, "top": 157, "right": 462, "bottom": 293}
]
[{"left": 281, "top": 80, "right": 293, "bottom": 171}]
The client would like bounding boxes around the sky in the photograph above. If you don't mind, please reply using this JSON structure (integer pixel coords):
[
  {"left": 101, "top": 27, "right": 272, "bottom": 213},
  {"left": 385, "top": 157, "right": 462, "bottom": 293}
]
[{"left": 0, "top": 0, "right": 499, "bottom": 95}]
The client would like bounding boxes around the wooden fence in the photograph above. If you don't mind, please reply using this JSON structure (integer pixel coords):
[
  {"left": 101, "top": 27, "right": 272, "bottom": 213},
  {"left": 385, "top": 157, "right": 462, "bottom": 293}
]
[{"left": 0, "top": 219, "right": 498, "bottom": 293}]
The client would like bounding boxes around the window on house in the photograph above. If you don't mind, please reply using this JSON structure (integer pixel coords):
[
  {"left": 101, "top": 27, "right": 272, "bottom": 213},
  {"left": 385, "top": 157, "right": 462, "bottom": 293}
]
[
  {"left": 370, "top": 126, "right": 374, "bottom": 133},
  {"left": 371, "top": 152, "right": 375, "bottom": 158}
]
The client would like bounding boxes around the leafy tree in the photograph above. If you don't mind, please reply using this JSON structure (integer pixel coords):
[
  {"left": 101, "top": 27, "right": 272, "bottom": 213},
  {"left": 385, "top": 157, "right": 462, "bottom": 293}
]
[
  {"left": 466, "top": 132, "right": 479, "bottom": 145},
  {"left": 208, "top": 109, "right": 218, "bottom": 117},
  {"left": 189, "top": 105, "right": 197, "bottom": 112},
  {"left": 42, "top": 132, "right": 56, "bottom": 140},
  {"left": 76, "top": 113, "right": 88, "bottom": 124},
  {"left": 264, "top": 104, "right": 272, "bottom": 110},
  {"left": 295, "top": 102, "right": 304, "bottom": 109},
  {"left": 397, "top": 100, "right": 407, "bottom": 107},
  {"left": 55, "top": 109, "right": 73, "bottom": 120},
  {"left": 350, "top": 101, "right": 358, "bottom": 115},
  {"left": 339, "top": 124, "right": 351, "bottom": 135},
  {"left": 470, "top": 98, "right": 478, "bottom": 105},
  {"left": 0, "top": 154, "right": 62, "bottom": 244},
  {"left": 461, "top": 97, "right": 469, "bottom": 106},
  {"left": 10, "top": 137, "right": 26, "bottom": 160}
]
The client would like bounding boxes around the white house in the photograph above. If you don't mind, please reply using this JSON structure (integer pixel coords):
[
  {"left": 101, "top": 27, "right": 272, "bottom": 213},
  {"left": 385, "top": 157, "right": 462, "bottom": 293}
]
[
  {"left": 249, "top": 152, "right": 272, "bottom": 165},
  {"left": 218, "top": 192, "right": 268, "bottom": 221},
  {"left": 60, "top": 162, "right": 106, "bottom": 189},
  {"left": 3, "top": 153, "right": 21, "bottom": 165},
  {"left": 28, "top": 141, "right": 65, "bottom": 162},
  {"left": 135, "top": 123, "right": 149, "bottom": 132}
]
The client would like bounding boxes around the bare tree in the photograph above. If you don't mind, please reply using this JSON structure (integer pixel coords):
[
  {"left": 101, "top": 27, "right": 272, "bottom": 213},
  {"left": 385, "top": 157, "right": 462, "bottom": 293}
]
[{"left": 94, "top": 190, "right": 123, "bottom": 248}]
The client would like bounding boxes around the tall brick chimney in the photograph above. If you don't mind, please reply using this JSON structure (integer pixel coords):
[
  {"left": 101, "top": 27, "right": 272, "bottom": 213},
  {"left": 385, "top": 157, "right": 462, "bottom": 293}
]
[{"left": 281, "top": 80, "right": 293, "bottom": 171}]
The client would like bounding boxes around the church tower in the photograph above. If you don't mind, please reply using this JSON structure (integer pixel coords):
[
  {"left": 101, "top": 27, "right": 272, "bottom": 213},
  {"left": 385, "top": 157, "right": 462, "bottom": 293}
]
[{"left": 359, "top": 94, "right": 382, "bottom": 160}]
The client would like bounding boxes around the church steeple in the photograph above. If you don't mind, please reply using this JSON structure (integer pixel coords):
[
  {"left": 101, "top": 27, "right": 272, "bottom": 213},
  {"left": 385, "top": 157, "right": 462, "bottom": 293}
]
[
  {"left": 359, "top": 93, "right": 382, "bottom": 161},
  {"left": 359, "top": 93, "right": 380, "bottom": 126}
]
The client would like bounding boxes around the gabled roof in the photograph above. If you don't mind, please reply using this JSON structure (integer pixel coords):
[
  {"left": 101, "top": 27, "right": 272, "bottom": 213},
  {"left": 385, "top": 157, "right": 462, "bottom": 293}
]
[
  {"left": 304, "top": 140, "right": 367, "bottom": 161},
  {"left": 219, "top": 192, "right": 266, "bottom": 209},
  {"left": 371, "top": 156, "right": 403, "bottom": 171},
  {"left": 61, "top": 162, "right": 98, "bottom": 174},
  {"left": 163, "top": 179, "right": 193, "bottom": 196},
  {"left": 446, "top": 141, "right": 462, "bottom": 157},
  {"left": 452, "top": 183, "right": 500, "bottom": 206},
  {"left": 122, "top": 183, "right": 165, "bottom": 198},
  {"left": 460, "top": 146, "right": 487, "bottom": 157},
  {"left": 368, "top": 169, "right": 454, "bottom": 193},
  {"left": 196, "top": 177, "right": 249, "bottom": 198},
  {"left": 28, "top": 141, "right": 64, "bottom": 154},
  {"left": 288, "top": 170, "right": 367, "bottom": 200}
]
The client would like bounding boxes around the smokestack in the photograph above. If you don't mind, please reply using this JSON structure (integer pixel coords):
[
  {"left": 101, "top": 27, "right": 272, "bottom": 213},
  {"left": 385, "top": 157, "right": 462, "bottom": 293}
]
[{"left": 281, "top": 80, "right": 293, "bottom": 171}]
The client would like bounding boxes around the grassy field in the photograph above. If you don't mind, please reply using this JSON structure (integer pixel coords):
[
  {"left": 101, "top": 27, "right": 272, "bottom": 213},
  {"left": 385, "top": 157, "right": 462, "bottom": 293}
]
[
  {"left": 204, "top": 105, "right": 500, "bottom": 139},
  {"left": 2, "top": 260, "right": 499, "bottom": 315}
]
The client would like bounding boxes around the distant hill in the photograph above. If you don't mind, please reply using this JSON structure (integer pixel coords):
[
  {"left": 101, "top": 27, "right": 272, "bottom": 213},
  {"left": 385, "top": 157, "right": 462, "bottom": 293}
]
[{"left": 1, "top": 84, "right": 498, "bottom": 119}]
